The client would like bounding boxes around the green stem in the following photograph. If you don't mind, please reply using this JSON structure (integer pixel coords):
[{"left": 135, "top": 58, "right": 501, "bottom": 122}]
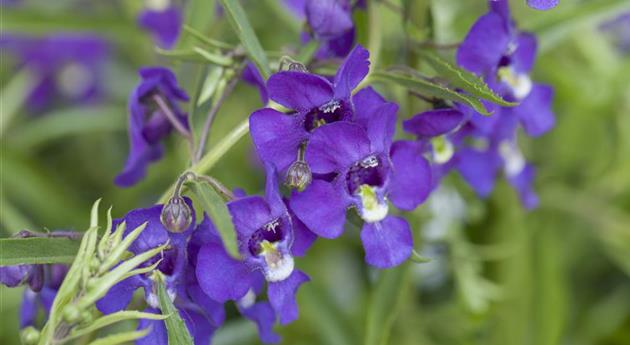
[{"left": 158, "top": 118, "right": 250, "bottom": 204}]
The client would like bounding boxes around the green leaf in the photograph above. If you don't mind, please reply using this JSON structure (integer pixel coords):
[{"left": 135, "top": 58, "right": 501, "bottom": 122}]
[
  {"left": 193, "top": 47, "right": 235, "bottom": 66},
  {"left": 86, "top": 329, "right": 149, "bottom": 345},
  {"left": 155, "top": 271, "right": 194, "bottom": 345},
  {"left": 0, "top": 237, "right": 81, "bottom": 265},
  {"left": 364, "top": 264, "right": 410, "bottom": 345},
  {"left": 197, "top": 67, "right": 225, "bottom": 106},
  {"left": 218, "top": 0, "right": 271, "bottom": 79},
  {"left": 64, "top": 311, "right": 168, "bottom": 342},
  {"left": 370, "top": 70, "right": 492, "bottom": 115},
  {"left": 186, "top": 179, "right": 240, "bottom": 258},
  {"left": 419, "top": 52, "right": 517, "bottom": 107},
  {"left": 177, "top": 0, "right": 216, "bottom": 49}
]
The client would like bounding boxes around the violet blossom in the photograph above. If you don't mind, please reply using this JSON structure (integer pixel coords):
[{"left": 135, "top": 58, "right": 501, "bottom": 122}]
[
  {"left": 115, "top": 67, "right": 190, "bottom": 187},
  {"left": 138, "top": 0, "right": 182, "bottom": 49}
]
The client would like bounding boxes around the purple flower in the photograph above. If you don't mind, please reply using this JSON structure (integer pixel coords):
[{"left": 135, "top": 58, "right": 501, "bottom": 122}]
[
  {"left": 0, "top": 33, "right": 108, "bottom": 113},
  {"left": 284, "top": 0, "right": 360, "bottom": 58},
  {"left": 196, "top": 165, "right": 312, "bottom": 330},
  {"left": 95, "top": 199, "right": 225, "bottom": 343},
  {"left": 138, "top": 3, "right": 182, "bottom": 49},
  {"left": 250, "top": 45, "right": 369, "bottom": 175},
  {"left": 490, "top": 0, "right": 558, "bottom": 11},
  {"left": 1, "top": 263, "right": 67, "bottom": 328},
  {"left": 242, "top": 62, "right": 269, "bottom": 104},
  {"left": 115, "top": 67, "right": 190, "bottom": 187},
  {"left": 290, "top": 95, "right": 432, "bottom": 268}
]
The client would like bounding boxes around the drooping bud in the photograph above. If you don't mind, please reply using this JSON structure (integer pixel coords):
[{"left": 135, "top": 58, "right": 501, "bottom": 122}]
[
  {"left": 160, "top": 196, "right": 192, "bottom": 233},
  {"left": 285, "top": 160, "right": 312, "bottom": 191}
]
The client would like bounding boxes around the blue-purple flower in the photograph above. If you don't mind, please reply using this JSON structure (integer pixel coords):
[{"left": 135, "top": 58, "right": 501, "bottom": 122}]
[
  {"left": 250, "top": 45, "right": 370, "bottom": 175},
  {"left": 0, "top": 33, "right": 108, "bottom": 113},
  {"left": 289, "top": 91, "right": 432, "bottom": 268},
  {"left": 491, "top": 0, "right": 558, "bottom": 11},
  {"left": 195, "top": 165, "right": 313, "bottom": 331},
  {"left": 95, "top": 199, "right": 223, "bottom": 344},
  {"left": 115, "top": 67, "right": 190, "bottom": 187},
  {"left": 601, "top": 12, "right": 630, "bottom": 54},
  {"left": 138, "top": 1, "right": 182, "bottom": 49},
  {"left": 284, "top": 0, "right": 362, "bottom": 58},
  {"left": 1, "top": 262, "right": 68, "bottom": 328}
]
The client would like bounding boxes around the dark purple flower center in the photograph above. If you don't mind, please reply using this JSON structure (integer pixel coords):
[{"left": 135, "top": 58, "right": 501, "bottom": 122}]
[
  {"left": 142, "top": 246, "right": 177, "bottom": 276},
  {"left": 345, "top": 155, "right": 386, "bottom": 194},
  {"left": 248, "top": 218, "right": 285, "bottom": 256},
  {"left": 304, "top": 100, "right": 351, "bottom": 132}
]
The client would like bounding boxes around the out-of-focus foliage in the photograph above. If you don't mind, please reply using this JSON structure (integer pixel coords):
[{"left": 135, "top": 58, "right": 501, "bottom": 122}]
[{"left": 1, "top": 0, "right": 630, "bottom": 344}]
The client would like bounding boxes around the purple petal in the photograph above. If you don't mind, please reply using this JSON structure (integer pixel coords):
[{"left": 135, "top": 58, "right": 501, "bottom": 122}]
[
  {"left": 137, "top": 308, "right": 168, "bottom": 345},
  {"left": 267, "top": 270, "right": 310, "bottom": 325},
  {"left": 513, "top": 84, "right": 555, "bottom": 137},
  {"left": 527, "top": 0, "right": 559, "bottom": 10},
  {"left": 96, "top": 275, "right": 144, "bottom": 314},
  {"left": 186, "top": 281, "right": 226, "bottom": 327},
  {"left": 364, "top": 102, "right": 398, "bottom": 154},
  {"left": 333, "top": 44, "right": 370, "bottom": 99},
  {"left": 20, "top": 289, "right": 38, "bottom": 328},
  {"left": 512, "top": 32, "right": 538, "bottom": 74},
  {"left": 287, "top": 203, "right": 317, "bottom": 257},
  {"left": 242, "top": 63, "right": 269, "bottom": 104},
  {"left": 267, "top": 72, "right": 334, "bottom": 111},
  {"left": 196, "top": 243, "right": 254, "bottom": 302},
  {"left": 306, "top": 0, "right": 353, "bottom": 38},
  {"left": 241, "top": 301, "right": 281, "bottom": 343},
  {"left": 456, "top": 148, "right": 501, "bottom": 197},
  {"left": 182, "top": 307, "right": 216, "bottom": 345},
  {"left": 250, "top": 108, "right": 306, "bottom": 173},
  {"left": 318, "top": 27, "right": 356, "bottom": 59},
  {"left": 403, "top": 108, "right": 465, "bottom": 137},
  {"left": 360, "top": 216, "right": 413, "bottom": 268},
  {"left": 264, "top": 163, "right": 287, "bottom": 217},
  {"left": 138, "top": 7, "right": 182, "bottom": 49},
  {"left": 352, "top": 87, "right": 387, "bottom": 121},
  {"left": 0, "top": 265, "right": 31, "bottom": 287},
  {"left": 228, "top": 196, "right": 273, "bottom": 239},
  {"left": 507, "top": 164, "right": 539, "bottom": 209},
  {"left": 305, "top": 122, "right": 371, "bottom": 174},
  {"left": 388, "top": 141, "right": 432, "bottom": 210},
  {"left": 289, "top": 180, "right": 350, "bottom": 239},
  {"left": 456, "top": 12, "right": 511, "bottom": 75},
  {"left": 283, "top": 0, "right": 307, "bottom": 19}
]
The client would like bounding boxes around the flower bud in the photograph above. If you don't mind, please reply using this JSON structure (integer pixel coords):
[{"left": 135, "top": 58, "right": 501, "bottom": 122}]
[
  {"left": 20, "top": 326, "right": 40, "bottom": 345},
  {"left": 63, "top": 305, "right": 82, "bottom": 323},
  {"left": 285, "top": 160, "right": 312, "bottom": 191},
  {"left": 160, "top": 197, "right": 192, "bottom": 233}
]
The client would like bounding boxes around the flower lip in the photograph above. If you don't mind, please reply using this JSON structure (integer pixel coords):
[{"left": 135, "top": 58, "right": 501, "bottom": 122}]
[
  {"left": 345, "top": 154, "right": 387, "bottom": 195},
  {"left": 247, "top": 218, "right": 286, "bottom": 256},
  {"left": 303, "top": 99, "right": 351, "bottom": 132}
]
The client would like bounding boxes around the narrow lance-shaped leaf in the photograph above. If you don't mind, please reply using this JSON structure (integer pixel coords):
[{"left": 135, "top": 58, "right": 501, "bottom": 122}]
[
  {"left": 218, "top": 0, "right": 271, "bottom": 79},
  {"left": 419, "top": 51, "right": 517, "bottom": 107},
  {"left": 0, "top": 237, "right": 81, "bottom": 266},
  {"left": 85, "top": 329, "right": 150, "bottom": 345},
  {"left": 155, "top": 271, "right": 194, "bottom": 345},
  {"left": 63, "top": 311, "right": 168, "bottom": 342},
  {"left": 371, "top": 70, "right": 492, "bottom": 115},
  {"left": 186, "top": 179, "right": 240, "bottom": 258},
  {"left": 364, "top": 264, "right": 410, "bottom": 345}
]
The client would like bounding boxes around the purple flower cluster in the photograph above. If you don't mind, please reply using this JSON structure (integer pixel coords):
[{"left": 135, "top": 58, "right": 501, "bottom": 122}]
[
  {"left": 403, "top": 0, "right": 555, "bottom": 209},
  {"left": 283, "top": 0, "right": 365, "bottom": 58},
  {"left": 251, "top": 45, "right": 431, "bottom": 268}
]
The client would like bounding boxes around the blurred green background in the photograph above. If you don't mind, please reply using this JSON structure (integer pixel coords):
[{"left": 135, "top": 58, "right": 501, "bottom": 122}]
[{"left": 1, "top": 0, "right": 630, "bottom": 344}]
